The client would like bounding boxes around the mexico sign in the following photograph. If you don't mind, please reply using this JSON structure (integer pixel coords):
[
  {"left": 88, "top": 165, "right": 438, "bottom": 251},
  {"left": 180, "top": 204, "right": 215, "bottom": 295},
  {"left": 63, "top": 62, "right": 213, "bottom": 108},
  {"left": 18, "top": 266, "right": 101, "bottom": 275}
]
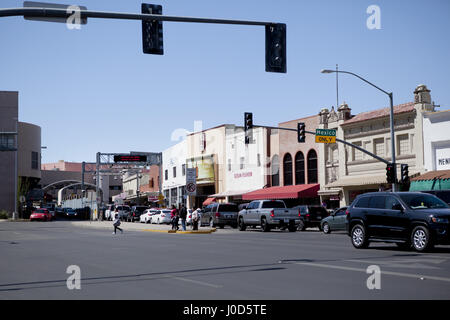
[{"left": 315, "top": 129, "right": 336, "bottom": 144}]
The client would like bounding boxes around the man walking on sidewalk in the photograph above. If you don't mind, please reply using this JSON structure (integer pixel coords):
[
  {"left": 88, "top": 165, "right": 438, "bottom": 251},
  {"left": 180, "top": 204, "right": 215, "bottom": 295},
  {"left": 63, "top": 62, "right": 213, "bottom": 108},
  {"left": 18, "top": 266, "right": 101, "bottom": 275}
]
[{"left": 179, "top": 204, "right": 187, "bottom": 231}]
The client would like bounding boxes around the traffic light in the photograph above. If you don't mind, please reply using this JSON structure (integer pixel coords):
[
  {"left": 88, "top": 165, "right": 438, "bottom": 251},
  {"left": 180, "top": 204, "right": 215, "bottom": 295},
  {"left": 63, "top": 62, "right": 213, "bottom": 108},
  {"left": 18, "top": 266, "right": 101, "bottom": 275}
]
[
  {"left": 400, "top": 164, "right": 409, "bottom": 183},
  {"left": 386, "top": 163, "right": 396, "bottom": 184},
  {"left": 265, "top": 23, "right": 286, "bottom": 73},
  {"left": 297, "top": 122, "right": 305, "bottom": 143},
  {"left": 244, "top": 112, "right": 253, "bottom": 144},
  {"left": 142, "top": 3, "right": 163, "bottom": 55}
]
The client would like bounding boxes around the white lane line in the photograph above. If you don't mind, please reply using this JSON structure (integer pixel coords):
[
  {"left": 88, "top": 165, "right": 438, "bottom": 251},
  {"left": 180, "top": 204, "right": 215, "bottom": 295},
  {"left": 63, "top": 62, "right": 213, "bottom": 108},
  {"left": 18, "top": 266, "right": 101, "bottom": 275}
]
[
  {"left": 171, "top": 276, "right": 222, "bottom": 288},
  {"left": 293, "top": 262, "right": 450, "bottom": 283}
]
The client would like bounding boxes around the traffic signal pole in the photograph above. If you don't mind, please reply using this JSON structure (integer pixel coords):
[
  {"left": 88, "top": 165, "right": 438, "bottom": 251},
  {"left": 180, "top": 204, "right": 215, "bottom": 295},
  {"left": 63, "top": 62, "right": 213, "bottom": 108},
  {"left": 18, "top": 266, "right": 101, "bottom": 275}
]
[
  {"left": 253, "top": 124, "right": 390, "bottom": 165},
  {"left": 0, "top": 7, "right": 272, "bottom": 26}
]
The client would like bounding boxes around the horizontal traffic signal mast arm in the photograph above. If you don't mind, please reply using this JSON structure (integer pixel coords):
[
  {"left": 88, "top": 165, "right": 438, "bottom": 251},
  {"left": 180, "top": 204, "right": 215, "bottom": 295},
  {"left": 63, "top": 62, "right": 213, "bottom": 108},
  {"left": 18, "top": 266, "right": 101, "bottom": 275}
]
[
  {"left": 253, "top": 124, "right": 390, "bottom": 165},
  {"left": 0, "top": 7, "right": 276, "bottom": 26}
]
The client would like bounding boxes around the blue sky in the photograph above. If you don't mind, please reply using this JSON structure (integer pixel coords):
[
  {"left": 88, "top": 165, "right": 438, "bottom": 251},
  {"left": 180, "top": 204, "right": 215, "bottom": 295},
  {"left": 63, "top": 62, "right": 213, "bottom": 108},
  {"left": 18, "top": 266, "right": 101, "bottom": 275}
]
[{"left": 1, "top": 0, "right": 449, "bottom": 163}]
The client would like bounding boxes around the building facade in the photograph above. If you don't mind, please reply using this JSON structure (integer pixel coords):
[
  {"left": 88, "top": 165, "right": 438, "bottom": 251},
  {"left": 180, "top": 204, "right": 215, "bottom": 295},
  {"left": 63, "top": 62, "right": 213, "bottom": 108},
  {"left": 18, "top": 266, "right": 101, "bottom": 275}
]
[
  {"left": 162, "top": 139, "right": 187, "bottom": 208},
  {"left": 1, "top": 91, "right": 42, "bottom": 217},
  {"left": 318, "top": 84, "right": 436, "bottom": 207}
]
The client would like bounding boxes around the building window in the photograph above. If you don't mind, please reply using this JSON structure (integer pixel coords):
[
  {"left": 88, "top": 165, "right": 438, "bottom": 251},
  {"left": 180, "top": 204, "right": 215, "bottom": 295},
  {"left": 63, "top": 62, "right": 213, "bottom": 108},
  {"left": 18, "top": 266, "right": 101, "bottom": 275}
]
[
  {"left": 165, "top": 169, "right": 168, "bottom": 181},
  {"left": 283, "top": 153, "right": 293, "bottom": 186},
  {"left": 31, "top": 151, "right": 39, "bottom": 170},
  {"left": 397, "top": 134, "right": 409, "bottom": 155},
  {"left": 150, "top": 178, "right": 154, "bottom": 188},
  {"left": 374, "top": 138, "right": 384, "bottom": 157},
  {"left": 295, "top": 152, "right": 305, "bottom": 185},
  {"left": 271, "top": 155, "right": 279, "bottom": 187},
  {"left": 353, "top": 141, "right": 363, "bottom": 161},
  {"left": 228, "top": 159, "right": 232, "bottom": 172},
  {"left": 240, "top": 157, "right": 245, "bottom": 170},
  {"left": 257, "top": 153, "right": 261, "bottom": 167},
  {"left": 182, "top": 164, "right": 186, "bottom": 176},
  {"left": 307, "top": 149, "right": 318, "bottom": 184},
  {"left": 173, "top": 166, "right": 177, "bottom": 178}
]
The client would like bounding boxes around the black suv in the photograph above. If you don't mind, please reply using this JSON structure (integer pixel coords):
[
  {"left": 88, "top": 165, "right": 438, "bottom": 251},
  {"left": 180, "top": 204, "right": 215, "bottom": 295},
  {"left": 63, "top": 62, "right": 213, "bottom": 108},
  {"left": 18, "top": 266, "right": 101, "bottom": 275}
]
[
  {"left": 347, "top": 192, "right": 450, "bottom": 252},
  {"left": 292, "top": 205, "right": 329, "bottom": 231}
]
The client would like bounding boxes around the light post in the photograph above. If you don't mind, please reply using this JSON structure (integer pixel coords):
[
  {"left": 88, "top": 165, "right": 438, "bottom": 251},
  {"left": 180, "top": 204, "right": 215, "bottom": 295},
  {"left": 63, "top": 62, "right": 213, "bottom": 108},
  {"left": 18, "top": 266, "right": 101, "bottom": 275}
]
[{"left": 321, "top": 69, "right": 397, "bottom": 192}]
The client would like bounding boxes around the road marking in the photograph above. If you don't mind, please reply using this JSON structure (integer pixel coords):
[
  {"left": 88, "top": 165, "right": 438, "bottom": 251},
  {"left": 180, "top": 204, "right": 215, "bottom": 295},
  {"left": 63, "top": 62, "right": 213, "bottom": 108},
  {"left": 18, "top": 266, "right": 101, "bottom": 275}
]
[
  {"left": 171, "top": 276, "right": 222, "bottom": 288},
  {"left": 344, "top": 259, "right": 443, "bottom": 270},
  {"left": 293, "top": 261, "right": 450, "bottom": 283}
]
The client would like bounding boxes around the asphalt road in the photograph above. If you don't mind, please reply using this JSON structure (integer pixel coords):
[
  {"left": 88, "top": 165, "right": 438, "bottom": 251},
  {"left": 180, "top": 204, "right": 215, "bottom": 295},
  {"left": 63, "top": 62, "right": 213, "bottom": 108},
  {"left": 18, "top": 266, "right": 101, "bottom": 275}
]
[{"left": 1, "top": 220, "right": 450, "bottom": 300}]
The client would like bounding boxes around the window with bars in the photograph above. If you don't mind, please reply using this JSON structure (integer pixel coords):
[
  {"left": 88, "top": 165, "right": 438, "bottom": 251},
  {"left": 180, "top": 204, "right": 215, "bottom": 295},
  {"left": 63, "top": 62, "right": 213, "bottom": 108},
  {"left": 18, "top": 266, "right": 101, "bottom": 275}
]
[
  {"left": 374, "top": 138, "right": 385, "bottom": 157},
  {"left": 397, "top": 134, "right": 409, "bottom": 155},
  {"left": 353, "top": 141, "right": 363, "bottom": 161}
]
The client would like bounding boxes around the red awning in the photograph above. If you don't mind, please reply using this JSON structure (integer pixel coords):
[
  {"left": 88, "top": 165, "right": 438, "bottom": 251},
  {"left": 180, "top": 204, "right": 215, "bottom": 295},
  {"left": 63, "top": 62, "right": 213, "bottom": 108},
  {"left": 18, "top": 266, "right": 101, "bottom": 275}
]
[
  {"left": 242, "top": 184, "right": 320, "bottom": 201},
  {"left": 202, "top": 197, "right": 216, "bottom": 206}
]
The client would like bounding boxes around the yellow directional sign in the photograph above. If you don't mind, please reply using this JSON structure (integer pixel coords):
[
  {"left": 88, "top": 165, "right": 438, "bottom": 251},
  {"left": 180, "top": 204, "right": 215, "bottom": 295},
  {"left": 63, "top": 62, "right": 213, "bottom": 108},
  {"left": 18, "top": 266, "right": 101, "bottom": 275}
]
[{"left": 315, "top": 136, "right": 336, "bottom": 143}]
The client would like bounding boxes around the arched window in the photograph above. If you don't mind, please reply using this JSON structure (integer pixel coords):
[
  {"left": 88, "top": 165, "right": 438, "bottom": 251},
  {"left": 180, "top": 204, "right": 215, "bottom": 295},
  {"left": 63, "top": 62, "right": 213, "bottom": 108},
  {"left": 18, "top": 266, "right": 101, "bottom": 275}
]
[
  {"left": 283, "top": 153, "right": 293, "bottom": 186},
  {"left": 307, "top": 149, "right": 318, "bottom": 184},
  {"left": 271, "top": 155, "right": 279, "bottom": 187},
  {"left": 295, "top": 152, "right": 305, "bottom": 185}
]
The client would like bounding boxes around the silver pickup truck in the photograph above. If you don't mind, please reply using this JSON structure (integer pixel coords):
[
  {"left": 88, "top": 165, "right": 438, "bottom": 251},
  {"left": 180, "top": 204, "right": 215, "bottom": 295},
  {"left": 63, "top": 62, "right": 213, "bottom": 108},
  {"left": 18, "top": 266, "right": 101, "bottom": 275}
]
[{"left": 237, "top": 200, "right": 301, "bottom": 232}]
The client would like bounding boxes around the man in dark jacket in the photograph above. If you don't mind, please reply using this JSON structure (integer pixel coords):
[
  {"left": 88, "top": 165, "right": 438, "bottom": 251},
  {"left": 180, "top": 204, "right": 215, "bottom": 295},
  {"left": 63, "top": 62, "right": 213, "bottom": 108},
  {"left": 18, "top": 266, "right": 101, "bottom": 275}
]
[{"left": 179, "top": 204, "right": 187, "bottom": 231}]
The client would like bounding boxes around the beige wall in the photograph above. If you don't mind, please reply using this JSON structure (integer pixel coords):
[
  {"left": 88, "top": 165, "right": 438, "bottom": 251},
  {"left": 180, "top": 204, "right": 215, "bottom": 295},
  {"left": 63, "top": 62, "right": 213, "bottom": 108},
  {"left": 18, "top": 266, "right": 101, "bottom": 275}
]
[{"left": 18, "top": 122, "right": 41, "bottom": 180}]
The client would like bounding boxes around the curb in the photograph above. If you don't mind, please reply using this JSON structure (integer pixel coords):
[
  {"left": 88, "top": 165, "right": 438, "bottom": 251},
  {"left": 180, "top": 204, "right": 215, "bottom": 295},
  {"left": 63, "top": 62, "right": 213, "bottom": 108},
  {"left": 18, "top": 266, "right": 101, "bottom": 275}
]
[{"left": 143, "top": 228, "right": 217, "bottom": 234}]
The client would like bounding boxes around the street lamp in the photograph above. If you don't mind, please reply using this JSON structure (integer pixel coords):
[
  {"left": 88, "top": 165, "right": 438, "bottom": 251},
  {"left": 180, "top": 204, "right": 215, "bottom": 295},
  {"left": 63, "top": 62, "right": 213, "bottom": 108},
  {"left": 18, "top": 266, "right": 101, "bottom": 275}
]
[{"left": 321, "top": 69, "right": 397, "bottom": 192}]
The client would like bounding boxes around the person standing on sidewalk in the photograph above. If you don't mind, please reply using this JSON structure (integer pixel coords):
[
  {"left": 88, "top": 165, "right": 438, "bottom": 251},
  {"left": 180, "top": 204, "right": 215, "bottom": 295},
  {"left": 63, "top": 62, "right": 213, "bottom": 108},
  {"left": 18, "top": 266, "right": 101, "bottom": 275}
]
[
  {"left": 179, "top": 203, "right": 187, "bottom": 231},
  {"left": 191, "top": 207, "right": 200, "bottom": 231},
  {"left": 170, "top": 205, "right": 179, "bottom": 231},
  {"left": 113, "top": 214, "right": 123, "bottom": 234}
]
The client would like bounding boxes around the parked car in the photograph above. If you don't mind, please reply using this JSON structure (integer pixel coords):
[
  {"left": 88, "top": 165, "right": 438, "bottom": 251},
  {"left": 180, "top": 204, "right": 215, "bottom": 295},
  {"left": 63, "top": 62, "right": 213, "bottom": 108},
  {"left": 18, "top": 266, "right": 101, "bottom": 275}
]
[
  {"left": 127, "top": 206, "right": 148, "bottom": 222},
  {"left": 30, "top": 208, "right": 52, "bottom": 221},
  {"left": 346, "top": 192, "right": 450, "bottom": 252},
  {"left": 105, "top": 204, "right": 116, "bottom": 221},
  {"left": 321, "top": 207, "right": 348, "bottom": 234},
  {"left": 200, "top": 203, "right": 239, "bottom": 228},
  {"left": 55, "top": 207, "right": 65, "bottom": 218},
  {"left": 140, "top": 209, "right": 158, "bottom": 224},
  {"left": 292, "top": 205, "right": 329, "bottom": 231},
  {"left": 64, "top": 208, "right": 78, "bottom": 219},
  {"left": 113, "top": 205, "right": 131, "bottom": 221},
  {"left": 238, "top": 200, "right": 300, "bottom": 232},
  {"left": 152, "top": 209, "right": 172, "bottom": 224}
]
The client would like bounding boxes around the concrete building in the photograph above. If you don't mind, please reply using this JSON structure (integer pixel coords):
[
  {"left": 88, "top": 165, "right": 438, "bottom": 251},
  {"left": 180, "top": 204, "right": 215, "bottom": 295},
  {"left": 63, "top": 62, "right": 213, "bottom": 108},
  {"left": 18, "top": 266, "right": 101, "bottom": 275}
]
[
  {"left": 213, "top": 126, "right": 271, "bottom": 203},
  {"left": 162, "top": 139, "right": 187, "bottom": 208},
  {"left": 317, "top": 84, "right": 437, "bottom": 208},
  {"left": 1, "top": 91, "right": 42, "bottom": 217},
  {"left": 186, "top": 124, "right": 232, "bottom": 208},
  {"left": 422, "top": 109, "right": 450, "bottom": 172}
]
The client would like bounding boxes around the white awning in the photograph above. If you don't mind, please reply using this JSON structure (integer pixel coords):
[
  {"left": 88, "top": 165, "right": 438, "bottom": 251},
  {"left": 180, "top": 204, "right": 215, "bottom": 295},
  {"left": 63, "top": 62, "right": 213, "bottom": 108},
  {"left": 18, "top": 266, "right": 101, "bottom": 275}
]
[{"left": 325, "top": 175, "right": 387, "bottom": 188}]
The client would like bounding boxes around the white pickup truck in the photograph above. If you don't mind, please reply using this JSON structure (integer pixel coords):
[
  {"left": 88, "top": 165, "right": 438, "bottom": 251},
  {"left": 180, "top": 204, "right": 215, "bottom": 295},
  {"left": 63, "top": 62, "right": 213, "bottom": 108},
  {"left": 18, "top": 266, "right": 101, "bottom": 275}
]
[{"left": 237, "top": 200, "right": 301, "bottom": 232}]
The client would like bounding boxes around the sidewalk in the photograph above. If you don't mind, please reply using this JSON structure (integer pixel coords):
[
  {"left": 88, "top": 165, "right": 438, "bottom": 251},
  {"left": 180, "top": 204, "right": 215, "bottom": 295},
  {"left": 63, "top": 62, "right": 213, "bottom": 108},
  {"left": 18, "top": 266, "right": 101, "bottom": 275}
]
[{"left": 70, "top": 220, "right": 216, "bottom": 234}]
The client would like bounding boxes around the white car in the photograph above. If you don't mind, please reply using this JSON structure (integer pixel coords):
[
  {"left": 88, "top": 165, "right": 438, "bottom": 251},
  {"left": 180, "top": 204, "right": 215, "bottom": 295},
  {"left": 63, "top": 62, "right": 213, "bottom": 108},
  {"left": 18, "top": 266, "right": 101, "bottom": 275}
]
[
  {"left": 140, "top": 209, "right": 158, "bottom": 224},
  {"left": 152, "top": 209, "right": 172, "bottom": 224}
]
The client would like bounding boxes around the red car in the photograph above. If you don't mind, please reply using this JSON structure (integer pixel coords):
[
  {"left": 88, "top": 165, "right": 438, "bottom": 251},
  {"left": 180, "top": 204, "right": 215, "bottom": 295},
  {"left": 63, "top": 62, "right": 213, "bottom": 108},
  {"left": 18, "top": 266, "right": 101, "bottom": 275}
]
[{"left": 30, "top": 208, "right": 52, "bottom": 221}]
